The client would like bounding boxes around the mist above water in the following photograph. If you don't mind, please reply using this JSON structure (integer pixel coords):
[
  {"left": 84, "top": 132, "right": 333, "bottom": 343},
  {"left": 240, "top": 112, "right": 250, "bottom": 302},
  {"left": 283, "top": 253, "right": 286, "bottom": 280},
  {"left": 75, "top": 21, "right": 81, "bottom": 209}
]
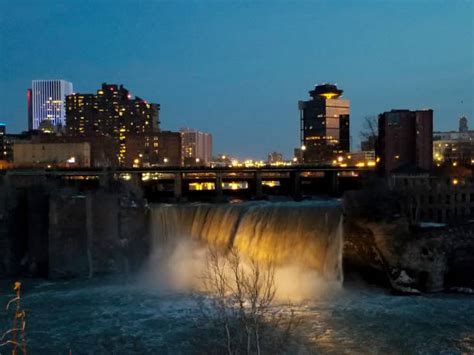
[{"left": 144, "top": 201, "right": 344, "bottom": 301}]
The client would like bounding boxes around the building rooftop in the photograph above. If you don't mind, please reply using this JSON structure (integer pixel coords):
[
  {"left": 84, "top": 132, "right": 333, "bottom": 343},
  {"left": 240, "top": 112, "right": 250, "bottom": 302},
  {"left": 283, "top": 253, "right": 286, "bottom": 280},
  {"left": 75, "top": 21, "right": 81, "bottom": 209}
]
[{"left": 309, "top": 84, "right": 343, "bottom": 99}]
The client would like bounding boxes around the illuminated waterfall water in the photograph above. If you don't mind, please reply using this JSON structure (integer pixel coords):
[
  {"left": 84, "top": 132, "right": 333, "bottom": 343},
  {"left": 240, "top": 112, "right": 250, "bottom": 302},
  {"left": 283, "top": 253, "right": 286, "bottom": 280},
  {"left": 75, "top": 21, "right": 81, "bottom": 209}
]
[{"left": 148, "top": 201, "right": 344, "bottom": 299}]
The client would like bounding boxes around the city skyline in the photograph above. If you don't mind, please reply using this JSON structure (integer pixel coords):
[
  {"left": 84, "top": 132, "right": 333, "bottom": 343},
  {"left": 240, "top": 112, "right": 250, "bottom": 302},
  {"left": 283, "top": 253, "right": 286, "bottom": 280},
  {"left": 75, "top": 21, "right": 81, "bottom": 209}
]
[{"left": 1, "top": 0, "right": 473, "bottom": 159}]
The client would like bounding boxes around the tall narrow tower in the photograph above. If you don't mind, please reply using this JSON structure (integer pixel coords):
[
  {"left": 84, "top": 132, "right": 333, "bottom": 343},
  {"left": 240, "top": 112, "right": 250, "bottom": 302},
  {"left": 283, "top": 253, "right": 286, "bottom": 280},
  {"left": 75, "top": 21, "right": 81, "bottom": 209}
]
[
  {"left": 459, "top": 115, "right": 468, "bottom": 133},
  {"left": 298, "top": 83, "right": 350, "bottom": 163}
]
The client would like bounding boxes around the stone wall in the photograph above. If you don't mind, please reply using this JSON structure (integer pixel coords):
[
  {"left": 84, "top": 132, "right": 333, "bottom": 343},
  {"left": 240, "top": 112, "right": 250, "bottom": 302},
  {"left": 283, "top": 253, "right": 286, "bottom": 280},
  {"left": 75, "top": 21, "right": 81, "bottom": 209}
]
[{"left": 0, "top": 176, "right": 150, "bottom": 279}]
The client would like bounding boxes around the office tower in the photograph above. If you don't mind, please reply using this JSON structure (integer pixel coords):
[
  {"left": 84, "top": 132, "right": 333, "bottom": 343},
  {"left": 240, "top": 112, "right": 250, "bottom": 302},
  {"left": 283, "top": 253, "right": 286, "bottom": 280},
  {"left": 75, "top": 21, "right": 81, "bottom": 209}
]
[
  {"left": 31, "top": 80, "right": 73, "bottom": 130},
  {"left": 298, "top": 83, "right": 350, "bottom": 163},
  {"left": 180, "top": 128, "right": 213, "bottom": 166},
  {"left": 378, "top": 109, "right": 433, "bottom": 173}
]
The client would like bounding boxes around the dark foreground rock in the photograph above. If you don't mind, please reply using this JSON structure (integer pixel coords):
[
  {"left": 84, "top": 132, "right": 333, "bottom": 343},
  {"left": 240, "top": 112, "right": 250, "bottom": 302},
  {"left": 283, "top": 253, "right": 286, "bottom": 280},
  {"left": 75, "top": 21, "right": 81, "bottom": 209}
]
[{"left": 344, "top": 190, "right": 474, "bottom": 293}]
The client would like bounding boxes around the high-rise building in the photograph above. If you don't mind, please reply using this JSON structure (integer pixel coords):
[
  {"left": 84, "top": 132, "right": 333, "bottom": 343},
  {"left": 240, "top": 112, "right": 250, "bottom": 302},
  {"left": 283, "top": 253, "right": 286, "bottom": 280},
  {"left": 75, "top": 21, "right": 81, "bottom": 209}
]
[
  {"left": 298, "top": 83, "right": 350, "bottom": 164},
  {"left": 27, "top": 88, "right": 33, "bottom": 131},
  {"left": 0, "top": 123, "right": 6, "bottom": 161},
  {"left": 378, "top": 109, "right": 433, "bottom": 173},
  {"left": 66, "top": 83, "right": 160, "bottom": 165},
  {"left": 66, "top": 83, "right": 160, "bottom": 137},
  {"left": 31, "top": 80, "right": 73, "bottom": 130},
  {"left": 180, "top": 128, "right": 213, "bottom": 166},
  {"left": 459, "top": 115, "right": 469, "bottom": 133}
]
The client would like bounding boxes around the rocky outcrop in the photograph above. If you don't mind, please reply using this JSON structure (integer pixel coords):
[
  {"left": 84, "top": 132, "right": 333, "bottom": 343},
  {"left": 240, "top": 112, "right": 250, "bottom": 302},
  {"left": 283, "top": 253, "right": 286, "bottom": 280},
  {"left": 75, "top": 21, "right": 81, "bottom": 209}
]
[{"left": 344, "top": 190, "right": 474, "bottom": 293}]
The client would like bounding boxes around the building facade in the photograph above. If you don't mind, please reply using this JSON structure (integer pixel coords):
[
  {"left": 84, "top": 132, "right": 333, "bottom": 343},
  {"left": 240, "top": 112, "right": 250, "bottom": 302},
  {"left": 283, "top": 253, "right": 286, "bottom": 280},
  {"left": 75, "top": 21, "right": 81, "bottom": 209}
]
[
  {"left": 13, "top": 142, "right": 91, "bottom": 168},
  {"left": 65, "top": 83, "right": 160, "bottom": 165},
  {"left": 298, "top": 84, "right": 350, "bottom": 164},
  {"left": 433, "top": 116, "right": 474, "bottom": 166},
  {"left": 180, "top": 128, "right": 212, "bottom": 166},
  {"left": 123, "top": 131, "right": 182, "bottom": 167},
  {"left": 390, "top": 174, "right": 474, "bottom": 224},
  {"left": 31, "top": 80, "right": 73, "bottom": 130},
  {"left": 0, "top": 127, "right": 31, "bottom": 163},
  {"left": 0, "top": 123, "right": 6, "bottom": 162},
  {"left": 378, "top": 109, "right": 433, "bottom": 174},
  {"left": 268, "top": 151, "right": 284, "bottom": 164}
]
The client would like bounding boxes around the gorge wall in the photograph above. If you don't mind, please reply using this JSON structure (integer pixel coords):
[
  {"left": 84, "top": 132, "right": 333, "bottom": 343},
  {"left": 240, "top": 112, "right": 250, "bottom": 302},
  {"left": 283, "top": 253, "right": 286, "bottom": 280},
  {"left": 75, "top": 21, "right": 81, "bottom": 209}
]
[
  {"left": 0, "top": 177, "right": 149, "bottom": 278},
  {"left": 1, "top": 176, "right": 473, "bottom": 294}
]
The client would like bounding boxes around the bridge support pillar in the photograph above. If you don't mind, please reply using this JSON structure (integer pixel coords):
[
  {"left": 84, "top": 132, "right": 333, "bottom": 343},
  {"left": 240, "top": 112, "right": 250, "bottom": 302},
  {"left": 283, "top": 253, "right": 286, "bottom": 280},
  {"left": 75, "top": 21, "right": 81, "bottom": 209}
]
[
  {"left": 174, "top": 172, "right": 182, "bottom": 200},
  {"left": 329, "top": 171, "right": 339, "bottom": 195},
  {"left": 99, "top": 171, "right": 113, "bottom": 188},
  {"left": 130, "top": 172, "right": 141, "bottom": 186},
  {"left": 215, "top": 172, "right": 223, "bottom": 198},
  {"left": 290, "top": 171, "right": 301, "bottom": 200},
  {"left": 254, "top": 171, "right": 263, "bottom": 199}
]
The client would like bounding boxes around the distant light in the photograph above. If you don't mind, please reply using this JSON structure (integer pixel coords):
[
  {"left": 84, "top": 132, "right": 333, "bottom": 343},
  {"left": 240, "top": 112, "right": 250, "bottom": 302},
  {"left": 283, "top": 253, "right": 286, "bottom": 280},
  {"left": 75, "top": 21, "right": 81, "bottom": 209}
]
[
  {"left": 337, "top": 156, "right": 344, "bottom": 162},
  {"left": 452, "top": 178, "right": 459, "bottom": 185},
  {"left": 163, "top": 158, "right": 168, "bottom": 163},
  {"left": 67, "top": 157, "right": 76, "bottom": 164},
  {"left": 301, "top": 145, "right": 306, "bottom": 151},
  {"left": 195, "top": 158, "right": 200, "bottom": 163}
]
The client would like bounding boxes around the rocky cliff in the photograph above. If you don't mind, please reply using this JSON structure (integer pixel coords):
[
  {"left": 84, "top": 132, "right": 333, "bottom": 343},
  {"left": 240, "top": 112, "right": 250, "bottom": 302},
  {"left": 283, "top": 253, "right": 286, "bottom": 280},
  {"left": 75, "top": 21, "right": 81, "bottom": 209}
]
[{"left": 344, "top": 190, "right": 474, "bottom": 293}]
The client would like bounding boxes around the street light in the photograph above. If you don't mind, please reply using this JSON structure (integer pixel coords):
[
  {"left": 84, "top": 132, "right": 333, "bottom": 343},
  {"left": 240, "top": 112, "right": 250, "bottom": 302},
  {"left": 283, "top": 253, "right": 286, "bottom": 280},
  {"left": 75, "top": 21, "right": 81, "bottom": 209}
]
[
  {"left": 163, "top": 158, "right": 168, "bottom": 163},
  {"left": 301, "top": 145, "right": 306, "bottom": 151}
]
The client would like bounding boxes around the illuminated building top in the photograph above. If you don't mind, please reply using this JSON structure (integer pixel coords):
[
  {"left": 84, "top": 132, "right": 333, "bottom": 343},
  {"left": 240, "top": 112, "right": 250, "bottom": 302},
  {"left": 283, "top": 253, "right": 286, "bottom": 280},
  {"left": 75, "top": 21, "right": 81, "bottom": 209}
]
[{"left": 309, "top": 84, "right": 343, "bottom": 100}]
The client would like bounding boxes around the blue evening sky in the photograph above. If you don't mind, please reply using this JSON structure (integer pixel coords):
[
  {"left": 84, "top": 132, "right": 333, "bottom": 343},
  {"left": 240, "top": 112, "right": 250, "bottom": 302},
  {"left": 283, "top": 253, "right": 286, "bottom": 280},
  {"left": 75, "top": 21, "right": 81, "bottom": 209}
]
[{"left": 1, "top": 0, "right": 473, "bottom": 159}]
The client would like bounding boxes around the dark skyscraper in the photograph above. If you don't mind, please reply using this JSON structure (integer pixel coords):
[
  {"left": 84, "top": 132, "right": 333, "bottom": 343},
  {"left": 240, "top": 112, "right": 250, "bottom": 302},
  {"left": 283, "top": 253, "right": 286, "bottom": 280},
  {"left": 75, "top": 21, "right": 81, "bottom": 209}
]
[
  {"left": 459, "top": 115, "right": 468, "bottom": 133},
  {"left": 378, "top": 109, "right": 433, "bottom": 173},
  {"left": 298, "top": 84, "right": 350, "bottom": 163},
  {"left": 27, "top": 88, "right": 33, "bottom": 131}
]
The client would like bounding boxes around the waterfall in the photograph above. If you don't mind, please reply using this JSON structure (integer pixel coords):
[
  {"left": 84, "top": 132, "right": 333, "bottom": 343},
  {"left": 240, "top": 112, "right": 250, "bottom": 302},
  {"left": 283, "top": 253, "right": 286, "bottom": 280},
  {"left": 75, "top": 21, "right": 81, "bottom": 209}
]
[{"left": 148, "top": 201, "right": 344, "bottom": 298}]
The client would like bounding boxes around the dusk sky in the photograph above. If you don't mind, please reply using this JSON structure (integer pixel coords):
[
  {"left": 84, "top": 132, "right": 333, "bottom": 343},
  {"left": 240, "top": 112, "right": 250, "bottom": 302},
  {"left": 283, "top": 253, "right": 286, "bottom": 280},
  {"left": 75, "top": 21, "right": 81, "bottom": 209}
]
[{"left": 1, "top": 0, "right": 473, "bottom": 159}]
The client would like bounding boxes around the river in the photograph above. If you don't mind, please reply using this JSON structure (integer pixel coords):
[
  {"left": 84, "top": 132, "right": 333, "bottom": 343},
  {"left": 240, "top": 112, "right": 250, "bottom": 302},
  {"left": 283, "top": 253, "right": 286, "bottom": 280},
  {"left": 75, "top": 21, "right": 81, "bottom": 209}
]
[{"left": 1, "top": 200, "right": 473, "bottom": 353}]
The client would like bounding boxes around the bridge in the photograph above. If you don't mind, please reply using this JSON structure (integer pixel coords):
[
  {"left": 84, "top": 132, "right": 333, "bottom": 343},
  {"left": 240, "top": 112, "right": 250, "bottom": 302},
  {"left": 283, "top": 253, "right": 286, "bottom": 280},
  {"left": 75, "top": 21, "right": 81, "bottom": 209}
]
[{"left": 1, "top": 166, "right": 376, "bottom": 200}]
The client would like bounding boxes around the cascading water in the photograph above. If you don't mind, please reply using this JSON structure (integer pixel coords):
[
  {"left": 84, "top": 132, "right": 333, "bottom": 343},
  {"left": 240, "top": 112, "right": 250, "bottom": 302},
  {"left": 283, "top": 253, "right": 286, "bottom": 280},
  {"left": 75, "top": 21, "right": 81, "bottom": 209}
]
[{"left": 147, "top": 201, "right": 344, "bottom": 299}]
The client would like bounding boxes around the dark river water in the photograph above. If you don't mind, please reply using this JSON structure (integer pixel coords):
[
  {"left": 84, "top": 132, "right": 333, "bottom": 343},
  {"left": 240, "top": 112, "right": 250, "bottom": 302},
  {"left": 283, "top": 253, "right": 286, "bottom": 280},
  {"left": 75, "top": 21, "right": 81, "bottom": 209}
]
[{"left": 1, "top": 278, "right": 473, "bottom": 354}]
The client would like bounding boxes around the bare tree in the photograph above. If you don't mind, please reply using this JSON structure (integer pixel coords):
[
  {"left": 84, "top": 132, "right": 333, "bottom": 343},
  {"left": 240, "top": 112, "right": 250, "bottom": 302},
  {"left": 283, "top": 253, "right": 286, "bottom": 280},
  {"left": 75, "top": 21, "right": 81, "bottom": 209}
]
[
  {"left": 360, "top": 115, "right": 378, "bottom": 150},
  {"left": 199, "top": 247, "right": 299, "bottom": 354}
]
